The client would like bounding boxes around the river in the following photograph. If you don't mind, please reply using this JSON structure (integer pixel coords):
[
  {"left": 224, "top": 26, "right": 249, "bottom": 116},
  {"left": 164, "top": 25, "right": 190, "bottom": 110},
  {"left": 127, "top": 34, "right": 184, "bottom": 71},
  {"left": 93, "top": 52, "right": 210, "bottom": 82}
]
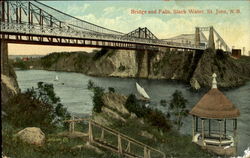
[{"left": 15, "top": 69, "right": 250, "bottom": 155}]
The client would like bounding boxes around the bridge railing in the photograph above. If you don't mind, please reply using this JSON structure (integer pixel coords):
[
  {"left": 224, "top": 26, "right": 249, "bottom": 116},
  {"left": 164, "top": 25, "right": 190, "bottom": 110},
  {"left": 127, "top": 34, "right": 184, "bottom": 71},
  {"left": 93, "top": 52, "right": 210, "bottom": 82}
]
[{"left": 1, "top": 21, "right": 205, "bottom": 50}]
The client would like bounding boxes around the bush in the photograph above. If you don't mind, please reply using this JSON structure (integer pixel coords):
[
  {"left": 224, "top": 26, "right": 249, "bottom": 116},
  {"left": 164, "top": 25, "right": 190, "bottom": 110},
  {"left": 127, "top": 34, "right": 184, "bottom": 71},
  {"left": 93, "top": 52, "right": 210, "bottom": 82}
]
[
  {"left": 147, "top": 109, "right": 171, "bottom": 131},
  {"left": 125, "top": 94, "right": 148, "bottom": 118},
  {"left": 87, "top": 80, "right": 95, "bottom": 90},
  {"left": 108, "top": 87, "right": 115, "bottom": 93},
  {"left": 167, "top": 90, "right": 188, "bottom": 130},
  {"left": 216, "top": 49, "right": 229, "bottom": 60},
  {"left": 13, "top": 58, "right": 29, "bottom": 70},
  {"left": 92, "top": 86, "right": 105, "bottom": 113},
  {"left": 3, "top": 82, "right": 71, "bottom": 133},
  {"left": 118, "top": 65, "right": 126, "bottom": 72},
  {"left": 87, "top": 80, "right": 105, "bottom": 113},
  {"left": 125, "top": 94, "right": 171, "bottom": 131},
  {"left": 93, "top": 48, "right": 109, "bottom": 60},
  {"left": 160, "top": 99, "right": 167, "bottom": 107}
]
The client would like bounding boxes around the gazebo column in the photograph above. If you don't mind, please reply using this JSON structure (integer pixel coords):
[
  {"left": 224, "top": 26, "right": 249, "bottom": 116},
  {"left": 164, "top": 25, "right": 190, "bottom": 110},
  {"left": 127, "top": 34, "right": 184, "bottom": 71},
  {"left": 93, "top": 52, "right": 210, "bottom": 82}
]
[
  {"left": 219, "top": 120, "right": 222, "bottom": 147},
  {"left": 224, "top": 119, "right": 227, "bottom": 139},
  {"left": 201, "top": 119, "right": 205, "bottom": 146},
  {"left": 192, "top": 116, "right": 195, "bottom": 138},
  {"left": 208, "top": 119, "right": 211, "bottom": 136},
  {"left": 233, "top": 119, "right": 238, "bottom": 149},
  {"left": 195, "top": 117, "right": 198, "bottom": 133}
]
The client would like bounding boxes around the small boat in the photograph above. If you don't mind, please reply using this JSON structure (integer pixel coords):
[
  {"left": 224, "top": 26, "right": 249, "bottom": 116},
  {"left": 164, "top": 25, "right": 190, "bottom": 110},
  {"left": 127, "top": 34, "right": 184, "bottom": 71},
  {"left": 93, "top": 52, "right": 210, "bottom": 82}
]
[
  {"left": 54, "top": 75, "right": 59, "bottom": 81},
  {"left": 136, "top": 82, "right": 150, "bottom": 101}
]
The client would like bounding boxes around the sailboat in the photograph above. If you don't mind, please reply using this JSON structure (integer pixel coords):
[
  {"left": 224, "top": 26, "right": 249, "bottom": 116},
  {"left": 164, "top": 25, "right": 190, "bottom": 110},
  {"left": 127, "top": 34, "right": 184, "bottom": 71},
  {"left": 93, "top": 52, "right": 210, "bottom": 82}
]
[
  {"left": 54, "top": 75, "right": 59, "bottom": 81},
  {"left": 136, "top": 82, "right": 150, "bottom": 101}
]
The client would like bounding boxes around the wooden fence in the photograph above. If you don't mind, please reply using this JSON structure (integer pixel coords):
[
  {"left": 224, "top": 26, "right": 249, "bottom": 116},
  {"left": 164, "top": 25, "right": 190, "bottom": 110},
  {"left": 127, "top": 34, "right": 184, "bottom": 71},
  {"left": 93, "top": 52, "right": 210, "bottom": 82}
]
[{"left": 64, "top": 117, "right": 166, "bottom": 158}]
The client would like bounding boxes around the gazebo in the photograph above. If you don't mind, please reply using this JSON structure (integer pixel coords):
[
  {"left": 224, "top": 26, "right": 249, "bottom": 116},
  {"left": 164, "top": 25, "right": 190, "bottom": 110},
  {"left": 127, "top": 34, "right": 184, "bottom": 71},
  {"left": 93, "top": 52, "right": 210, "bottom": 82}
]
[{"left": 190, "top": 73, "right": 240, "bottom": 156}]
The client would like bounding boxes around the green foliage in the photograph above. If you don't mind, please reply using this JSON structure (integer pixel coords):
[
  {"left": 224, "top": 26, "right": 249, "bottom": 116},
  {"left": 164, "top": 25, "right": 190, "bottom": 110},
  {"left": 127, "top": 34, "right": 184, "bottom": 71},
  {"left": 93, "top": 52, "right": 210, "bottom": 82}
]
[
  {"left": 13, "top": 58, "right": 29, "bottom": 70},
  {"left": 108, "top": 87, "right": 115, "bottom": 93},
  {"left": 92, "top": 86, "right": 105, "bottom": 113},
  {"left": 118, "top": 64, "right": 126, "bottom": 72},
  {"left": 2, "top": 122, "right": 117, "bottom": 158},
  {"left": 87, "top": 79, "right": 95, "bottom": 90},
  {"left": 125, "top": 94, "right": 171, "bottom": 131},
  {"left": 40, "top": 52, "right": 71, "bottom": 68},
  {"left": 87, "top": 80, "right": 105, "bottom": 113},
  {"left": 147, "top": 109, "right": 172, "bottom": 131},
  {"left": 216, "top": 49, "right": 229, "bottom": 60},
  {"left": 125, "top": 94, "right": 148, "bottom": 118},
  {"left": 93, "top": 48, "right": 109, "bottom": 60},
  {"left": 40, "top": 53, "right": 61, "bottom": 68},
  {"left": 74, "top": 52, "right": 89, "bottom": 69},
  {"left": 167, "top": 90, "right": 188, "bottom": 130},
  {"left": 3, "top": 82, "right": 71, "bottom": 132},
  {"left": 160, "top": 99, "right": 167, "bottom": 107}
]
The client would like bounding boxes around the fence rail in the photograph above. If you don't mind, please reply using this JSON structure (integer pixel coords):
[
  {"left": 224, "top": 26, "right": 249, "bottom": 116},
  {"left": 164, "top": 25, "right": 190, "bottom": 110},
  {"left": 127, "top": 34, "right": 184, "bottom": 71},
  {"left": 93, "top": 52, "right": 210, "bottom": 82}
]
[{"left": 64, "top": 117, "right": 166, "bottom": 158}]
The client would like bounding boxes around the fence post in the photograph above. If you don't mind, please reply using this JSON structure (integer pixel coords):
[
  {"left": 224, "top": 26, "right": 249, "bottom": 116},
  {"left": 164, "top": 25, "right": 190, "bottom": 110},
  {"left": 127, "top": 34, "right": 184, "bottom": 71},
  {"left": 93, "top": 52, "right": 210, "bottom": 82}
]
[
  {"left": 69, "top": 122, "right": 72, "bottom": 133},
  {"left": 72, "top": 116, "right": 75, "bottom": 133},
  {"left": 144, "top": 146, "right": 148, "bottom": 158},
  {"left": 101, "top": 128, "right": 104, "bottom": 140},
  {"left": 117, "top": 134, "right": 122, "bottom": 154},
  {"left": 125, "top": 141, "right": 130, "bottom": 152},
  {"left": 148, "top": 149, "right": 151, "bottom": 158},
  {"left": 89, "top": 120, "right": 93, "bottom": 142}
]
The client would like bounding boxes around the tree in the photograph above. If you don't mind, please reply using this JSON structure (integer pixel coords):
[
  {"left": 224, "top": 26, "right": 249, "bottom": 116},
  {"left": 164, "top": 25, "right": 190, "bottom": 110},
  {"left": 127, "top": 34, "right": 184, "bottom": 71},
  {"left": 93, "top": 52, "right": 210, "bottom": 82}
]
[
  {"left": 108, "top": 87, "right": 115, "bottom": 93},
  {"left": 160, "top": 99, "right": 167, "bottom": 107},
  {"left": 167, "top": 90, "right": 188, "bottom": 130},
  {"left": 92, "top": 86, "right": 105, "bottom": 113},
  {"left": 87, "top": 80, "right": 95, "bottom": 90},
  {"left": 4, "top": 82, "right": 71, "bottom": 132}
]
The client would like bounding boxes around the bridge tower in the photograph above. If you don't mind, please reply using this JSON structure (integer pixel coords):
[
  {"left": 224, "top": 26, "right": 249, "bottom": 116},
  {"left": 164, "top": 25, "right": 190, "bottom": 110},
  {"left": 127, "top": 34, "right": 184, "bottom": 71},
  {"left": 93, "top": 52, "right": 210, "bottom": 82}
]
[
  {"left": 208, "top": 26, "right": 215, "bottom": 50},
  {"left": 195, "top": 27, "right": 200, "bottom": 47}
]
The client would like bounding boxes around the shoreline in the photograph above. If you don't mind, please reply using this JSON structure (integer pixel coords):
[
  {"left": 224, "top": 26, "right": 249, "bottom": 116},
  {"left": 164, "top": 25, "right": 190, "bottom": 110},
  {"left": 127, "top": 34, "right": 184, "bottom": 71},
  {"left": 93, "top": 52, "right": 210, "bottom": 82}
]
[{"left": 15, "top": 68, "right": 250, "bottom": 92}]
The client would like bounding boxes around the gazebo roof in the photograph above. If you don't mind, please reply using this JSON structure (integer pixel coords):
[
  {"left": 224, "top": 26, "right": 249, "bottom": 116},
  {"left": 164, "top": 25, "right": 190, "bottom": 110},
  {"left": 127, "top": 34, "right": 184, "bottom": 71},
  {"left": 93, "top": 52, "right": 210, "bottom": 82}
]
[{"left": 190, "top": 73, "right": 240, "bottom": 119}]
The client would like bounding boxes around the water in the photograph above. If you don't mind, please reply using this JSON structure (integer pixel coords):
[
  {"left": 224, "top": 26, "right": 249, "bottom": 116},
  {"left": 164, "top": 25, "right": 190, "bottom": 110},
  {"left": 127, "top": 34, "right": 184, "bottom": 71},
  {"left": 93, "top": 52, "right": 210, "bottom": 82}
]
[{"left": 15, "top": 69, "right": 250, "bottom": 154}]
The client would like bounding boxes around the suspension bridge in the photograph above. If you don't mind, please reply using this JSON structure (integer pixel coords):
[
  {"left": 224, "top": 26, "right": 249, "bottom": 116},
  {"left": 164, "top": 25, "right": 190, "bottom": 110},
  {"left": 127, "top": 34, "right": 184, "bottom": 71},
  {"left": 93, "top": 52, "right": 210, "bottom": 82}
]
[{"left": 0, "top": 0, "right": 230, "bottom": 51}]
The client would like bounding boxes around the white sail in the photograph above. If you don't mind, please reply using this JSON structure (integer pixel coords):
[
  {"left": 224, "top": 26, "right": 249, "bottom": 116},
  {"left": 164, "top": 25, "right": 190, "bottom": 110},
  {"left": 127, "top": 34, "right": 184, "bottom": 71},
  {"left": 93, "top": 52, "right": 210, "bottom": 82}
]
[{"left": 136, "top": 82, "right": 150, "bottom": 99}]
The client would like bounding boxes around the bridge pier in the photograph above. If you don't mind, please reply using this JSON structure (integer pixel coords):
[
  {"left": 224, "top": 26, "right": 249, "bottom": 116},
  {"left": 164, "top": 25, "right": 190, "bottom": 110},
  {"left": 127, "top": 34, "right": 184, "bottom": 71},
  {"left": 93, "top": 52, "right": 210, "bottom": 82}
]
[
  {"left": 137, "top": 50, "right": 149, "bottom": 78},
  {"left": 1, "top": 39, "right": 9, "bottom": 76},
  {"left": 195, "top": 27, "right": 200, "bottom": 47}
]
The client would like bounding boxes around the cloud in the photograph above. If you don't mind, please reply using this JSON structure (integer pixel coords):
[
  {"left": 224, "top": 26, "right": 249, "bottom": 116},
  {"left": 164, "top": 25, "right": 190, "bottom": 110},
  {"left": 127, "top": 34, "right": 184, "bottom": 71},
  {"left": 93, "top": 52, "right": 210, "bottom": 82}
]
[
  {"left": 76, "top": 11, "right": 250, "bottom": 51},
  {"left": 67, "top": 4, "right": 90, "bottom": 15},
  {"left": 103, "top": 7, "right": 116, "bottom": 15},
  {"left": 9, "top": 1, "right": 250, "bottom": 54}
]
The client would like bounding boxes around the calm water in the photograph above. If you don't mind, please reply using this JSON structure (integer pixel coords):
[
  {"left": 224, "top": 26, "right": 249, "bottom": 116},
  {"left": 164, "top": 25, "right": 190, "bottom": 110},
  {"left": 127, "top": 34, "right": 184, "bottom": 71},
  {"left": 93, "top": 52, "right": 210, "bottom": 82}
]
[{"left": 15, "top": 70, "right": 250, "bottom": 154}]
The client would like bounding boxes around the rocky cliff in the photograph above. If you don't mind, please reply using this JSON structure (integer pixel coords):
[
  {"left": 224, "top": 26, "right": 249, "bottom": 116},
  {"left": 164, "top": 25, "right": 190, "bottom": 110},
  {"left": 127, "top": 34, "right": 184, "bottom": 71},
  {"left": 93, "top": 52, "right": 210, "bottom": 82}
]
[
  {"left": 1, "top": 60, "right": 20, "bottom": 106},
  {"left": 22, "top": 48, "right": 250, "bottom": 89}
]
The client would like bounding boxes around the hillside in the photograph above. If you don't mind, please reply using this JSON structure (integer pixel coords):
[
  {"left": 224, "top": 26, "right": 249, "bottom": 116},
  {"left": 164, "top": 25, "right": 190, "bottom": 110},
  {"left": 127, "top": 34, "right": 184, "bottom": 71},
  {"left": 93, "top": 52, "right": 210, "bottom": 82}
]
[{"left": 14, "top": 49, "right": 250, "bottom": 89}]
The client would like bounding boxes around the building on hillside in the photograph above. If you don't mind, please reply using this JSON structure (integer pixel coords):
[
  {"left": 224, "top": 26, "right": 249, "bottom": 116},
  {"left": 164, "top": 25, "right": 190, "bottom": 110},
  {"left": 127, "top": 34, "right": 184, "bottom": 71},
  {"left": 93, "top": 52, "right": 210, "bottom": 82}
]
[
  {"left": 231, "top": 49, "right": 241, "bottom": 58},
  {"left": 22, "top": 57, "right": 29, "bottom": 61},
  {"left": 189, "top": 73, "right": 240, "bottom": 156}
]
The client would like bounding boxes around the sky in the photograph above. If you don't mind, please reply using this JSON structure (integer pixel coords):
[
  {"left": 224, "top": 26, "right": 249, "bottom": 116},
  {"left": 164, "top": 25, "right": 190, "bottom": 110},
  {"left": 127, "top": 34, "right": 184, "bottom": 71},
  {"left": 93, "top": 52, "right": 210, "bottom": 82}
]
[{"left": 8, "top": 0, "right": 250, "bottom": 55}]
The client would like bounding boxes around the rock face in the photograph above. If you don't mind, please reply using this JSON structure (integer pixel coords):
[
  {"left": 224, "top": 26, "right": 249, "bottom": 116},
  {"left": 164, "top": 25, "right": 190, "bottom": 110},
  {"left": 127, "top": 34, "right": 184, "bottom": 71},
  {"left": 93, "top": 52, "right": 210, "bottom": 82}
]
[
  {"left": 87, "top": 50, "right": 138, "bottom": 77},
  {"left": 27, "top": 49, "right": 250, "bottom": 89},
  {"left": 1, "top": 61, "right": 20, "bottom": 106},
  {"left": 92, "top": 92, "right": 132, "bottom": 125},
  {"left": 102, "top": 92, "right": 129, "bottom": 115},
  {"left": 191, "top": 49, "right": 250, "bottom": 88},
  {"left": 15, "top": 127, "right": 45, "bottom": 146}
]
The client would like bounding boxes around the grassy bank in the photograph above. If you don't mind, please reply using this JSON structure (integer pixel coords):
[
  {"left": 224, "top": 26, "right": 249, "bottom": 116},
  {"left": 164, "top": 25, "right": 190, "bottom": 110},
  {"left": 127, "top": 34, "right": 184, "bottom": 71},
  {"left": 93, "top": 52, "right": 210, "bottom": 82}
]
[{"left": 2, "top": 81, "right": 214, "bottom": 158}]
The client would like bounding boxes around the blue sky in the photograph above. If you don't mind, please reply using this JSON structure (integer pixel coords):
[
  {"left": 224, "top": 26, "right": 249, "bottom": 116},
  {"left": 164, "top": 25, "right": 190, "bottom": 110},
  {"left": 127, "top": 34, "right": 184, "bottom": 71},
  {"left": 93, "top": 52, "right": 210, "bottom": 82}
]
[{"left": 9, "top": 1, "right": 250, "bottom": 55}]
